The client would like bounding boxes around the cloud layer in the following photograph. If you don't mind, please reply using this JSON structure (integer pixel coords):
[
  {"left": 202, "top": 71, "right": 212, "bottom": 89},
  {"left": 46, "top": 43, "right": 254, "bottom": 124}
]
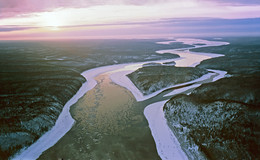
[
  {"left": 1, "top": 0, "right": 260, "bottom": 18},
  {"left": 0, "top": 0, "right": 260, "bottom": 39}
]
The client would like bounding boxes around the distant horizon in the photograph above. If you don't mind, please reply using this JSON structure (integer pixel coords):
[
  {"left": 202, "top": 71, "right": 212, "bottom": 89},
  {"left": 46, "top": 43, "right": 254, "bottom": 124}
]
[{"left": 1, "top": 34, "right": 260, "bottom": 41}]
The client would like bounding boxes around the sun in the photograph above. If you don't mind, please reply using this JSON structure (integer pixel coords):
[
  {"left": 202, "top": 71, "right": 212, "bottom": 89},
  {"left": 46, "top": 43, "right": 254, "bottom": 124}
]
[
  {"left": 44, "top": 16, "right": 62, "bottom": 30},
  {"left": 39, "top": 10, "right": 66, "bottom": 30}
]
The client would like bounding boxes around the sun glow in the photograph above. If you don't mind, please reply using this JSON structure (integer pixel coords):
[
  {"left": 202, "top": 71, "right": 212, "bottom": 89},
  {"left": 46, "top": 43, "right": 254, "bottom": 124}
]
[
  {"left": 39, "top": 9, "right": 67, "bottom": 30},
  {"left": 0, "top": 0, "right": 260, "bottom": 39}
]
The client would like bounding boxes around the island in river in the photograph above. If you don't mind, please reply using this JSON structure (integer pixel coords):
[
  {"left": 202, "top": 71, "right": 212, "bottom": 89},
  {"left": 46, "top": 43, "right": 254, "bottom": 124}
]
[{"left": 127, "top": 37, "right": 260, "bottom": 159}]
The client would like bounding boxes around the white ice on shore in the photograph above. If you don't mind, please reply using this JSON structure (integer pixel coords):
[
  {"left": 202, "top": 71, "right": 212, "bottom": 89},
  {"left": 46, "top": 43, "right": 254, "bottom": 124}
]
[
  {"left": 109, "top": 37, "right": 227, "bottom": 102},
  {"left": 14, "top": 38, "right": 228, "bottom": 160},
  {"left": 110, "top": 71, "right": 216, "bottom": 101},
  {"left": 163, "top": 69, "right": 227, "bottom": 97},
  {"left": 109, "top": 37, "right": 228, "bottom": 102},
  {"left": 144, "top": 101, "right": 189, "bottom": 160},
  {"left": 157, "top": 38, "right": 229, "bottom": 67},
  {"left": 13, "top": 65, "right": 128, "bottom": 160},
  {"left": 141, "top": 38, "right": 228, "bottom": 160},
  {"left": 143, "top": 67, "right": 219, "bottom": 159},
  {"left": 143, "top": 68, "right": 226, "bottom": 160},
  {"left": 110, "top": 68, "right": 226, "bottom": 160},
  {"left": 208, "top": 69, "right": 227, "bottom": 82},
  {"left": 109, "top": 38, "right": 228, "bottom": 160},
  {"left": 109, "top": 59, "right": 182, "bottom": 101},
  {"left": 156, "top": 41, "right": 177, "bottom": 45},
  {"left": 164, "top": 84, "right": 202, "bottom": 97},
  {"left": 144, "top": 69, "right": 226, "bottom": 160}
]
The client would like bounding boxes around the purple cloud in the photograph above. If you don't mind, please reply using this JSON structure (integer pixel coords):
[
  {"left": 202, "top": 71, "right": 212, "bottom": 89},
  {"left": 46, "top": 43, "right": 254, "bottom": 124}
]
[
  {"left": 0, "top": 26, "right": 36, "bottom": 32},
  {"left": 0, "top": 0, "right": 87, "bottom": 18},
  {"left": 213, "top": 0, "right": 260, "bottom": 5},
  {"left": 1, "top": 0, "right": 260, "bottom": 19}
]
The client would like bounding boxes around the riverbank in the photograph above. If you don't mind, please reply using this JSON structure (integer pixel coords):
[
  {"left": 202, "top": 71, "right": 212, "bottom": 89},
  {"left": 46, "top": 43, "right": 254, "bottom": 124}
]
[{"left": 12, "top": 65, "right": 122, "bottom": 159}]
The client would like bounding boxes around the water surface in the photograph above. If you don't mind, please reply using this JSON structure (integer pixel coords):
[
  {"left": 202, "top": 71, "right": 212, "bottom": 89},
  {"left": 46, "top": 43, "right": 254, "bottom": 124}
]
[{"left": 39, "top": 73, "right": 160, "bottom": 160}]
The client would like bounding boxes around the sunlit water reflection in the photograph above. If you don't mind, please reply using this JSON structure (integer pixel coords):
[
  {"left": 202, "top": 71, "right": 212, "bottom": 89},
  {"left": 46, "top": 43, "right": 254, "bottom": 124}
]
[{"left": 39, "top": 73, "right": 160, "bottom": 160}]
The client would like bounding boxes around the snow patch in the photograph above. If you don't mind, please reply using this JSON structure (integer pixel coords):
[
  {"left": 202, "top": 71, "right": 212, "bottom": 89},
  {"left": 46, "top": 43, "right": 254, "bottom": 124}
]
[
  {"left": 164, "top": 84, "right": 202, "bottom": 97},
  {"left": 144, "top": 101, "right": 188, "bottom": 160}
]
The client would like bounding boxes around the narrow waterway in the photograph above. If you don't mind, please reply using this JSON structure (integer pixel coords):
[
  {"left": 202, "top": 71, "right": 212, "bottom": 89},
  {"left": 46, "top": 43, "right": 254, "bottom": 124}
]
[{"left": 39, "top": 73, "right": 161, "bottom": 159}]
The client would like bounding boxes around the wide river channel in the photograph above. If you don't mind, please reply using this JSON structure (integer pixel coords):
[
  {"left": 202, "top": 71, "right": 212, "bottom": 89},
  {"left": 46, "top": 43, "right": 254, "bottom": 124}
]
[
  {"left": 14, "top": 38, "right": 229, "bottom": 160},
  {"left": 39, "top": 72, "right": 169, "bottom": 159}
]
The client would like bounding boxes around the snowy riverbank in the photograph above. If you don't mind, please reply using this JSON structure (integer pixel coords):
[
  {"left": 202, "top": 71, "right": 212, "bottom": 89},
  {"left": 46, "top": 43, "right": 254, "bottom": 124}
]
[
  {"left": 13, "top": 65, "right": 130, "bottom": 160},
  {"left": 13, "top": 38, "right": 228, "bottom": 160}
]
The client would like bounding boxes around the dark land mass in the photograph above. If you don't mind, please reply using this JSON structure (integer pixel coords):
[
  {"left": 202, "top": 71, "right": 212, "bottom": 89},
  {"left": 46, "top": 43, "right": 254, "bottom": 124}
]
[
  {"left": 192, "top": 37, "right": 260, "bottom": 75},
  {"left": 127, "top": 65, "right": 208, "bottom": 95},
  {"left": 0, "top": 39, "right": 191, "bottom": 159},
  {"left": 164, "top": 37, "right": 260, "bottom": 159}
]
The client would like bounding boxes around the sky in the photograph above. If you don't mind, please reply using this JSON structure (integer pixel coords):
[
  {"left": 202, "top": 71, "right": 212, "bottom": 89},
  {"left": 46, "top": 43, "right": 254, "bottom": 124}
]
[{"left": 0, "top": 0, "right": 260, "bottom": 40}]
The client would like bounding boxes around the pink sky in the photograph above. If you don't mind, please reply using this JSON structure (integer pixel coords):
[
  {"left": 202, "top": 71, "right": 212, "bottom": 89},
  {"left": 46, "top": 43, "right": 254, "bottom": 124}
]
[{"left": 0, "top": 0, "right": 260, "bottom": 39}]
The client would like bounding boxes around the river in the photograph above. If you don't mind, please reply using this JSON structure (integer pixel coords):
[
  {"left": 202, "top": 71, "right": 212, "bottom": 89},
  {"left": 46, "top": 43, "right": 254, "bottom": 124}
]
[
  {"left": 13, "top": 38, "right": 228, "bottom": 160},
  {"left": 39, "top": 73, "right": 163, "bottom": 159}
]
